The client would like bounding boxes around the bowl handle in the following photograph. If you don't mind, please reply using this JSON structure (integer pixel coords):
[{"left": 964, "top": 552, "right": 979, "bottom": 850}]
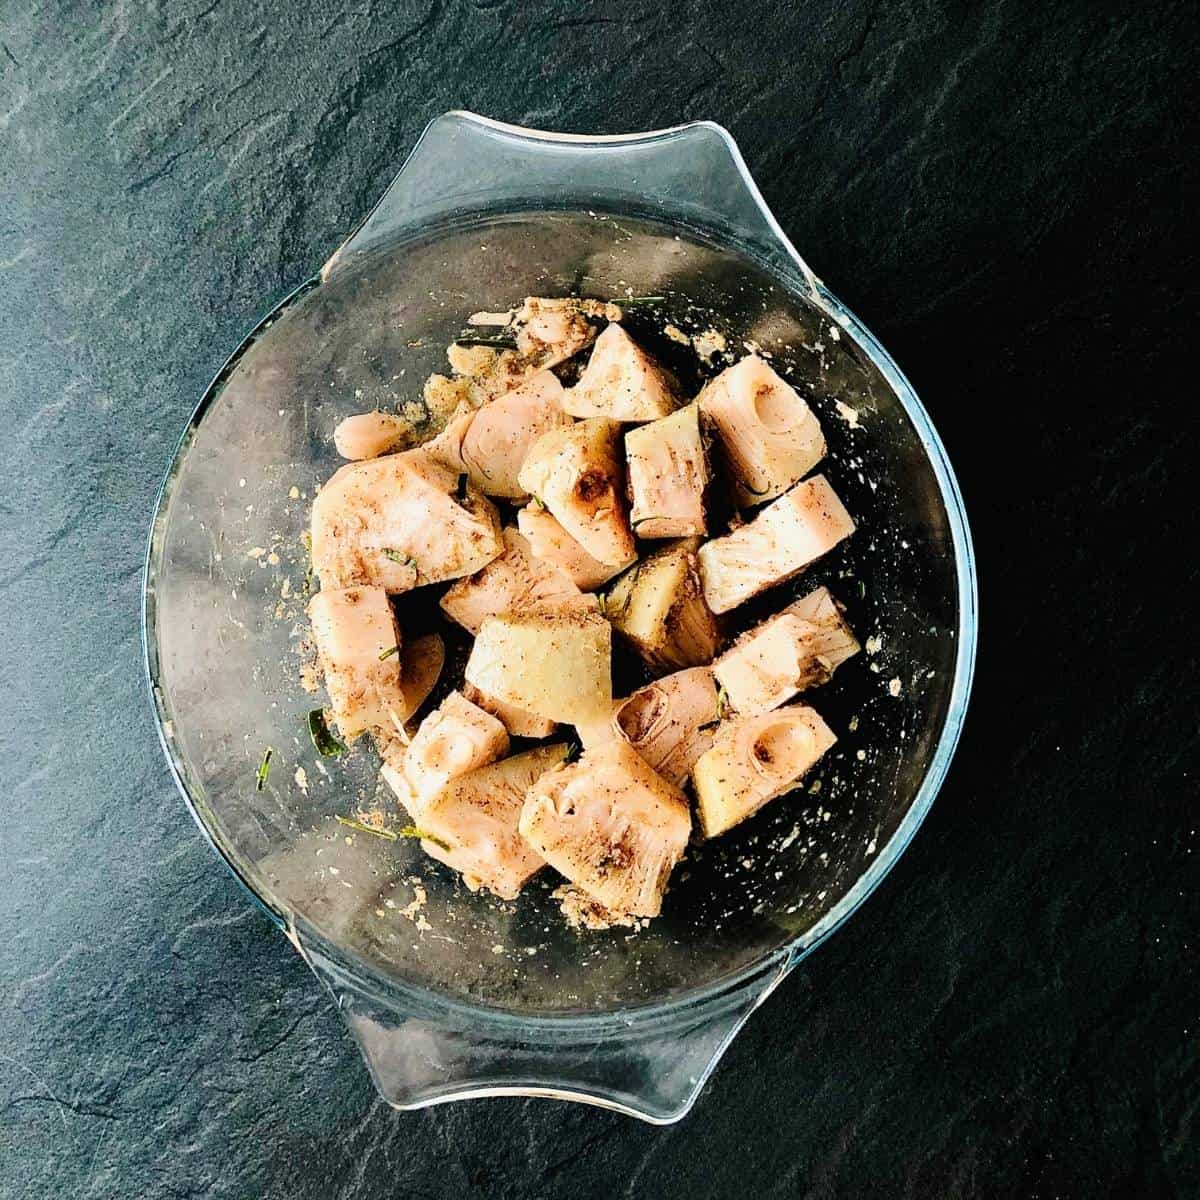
[
  {"left": 321, "top": 110, "right": 820, "bottom": 300},
  {"left": 298, "top": 931, "right": 790, "bottom": 1124}
]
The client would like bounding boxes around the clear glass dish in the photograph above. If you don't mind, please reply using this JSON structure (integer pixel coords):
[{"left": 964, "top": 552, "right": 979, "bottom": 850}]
[{"left": 143, "top": 112, "right": 977, "bottom": 1123}]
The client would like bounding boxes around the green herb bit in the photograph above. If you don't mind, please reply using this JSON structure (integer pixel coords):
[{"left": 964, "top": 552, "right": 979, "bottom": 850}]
[
  {"left": 613, "top": 295, "right": 666, "bottom": 305},
  {"left": 697, "top": 719, "right": 721, "bottom": 733},
  {"left": 334, "top": 815, "right": 449, "bottom": 850},
  {"left": 562, "top": 736, "right": 583, "bottom": 766},
  {"left": 402, "top": 826, "right": 451, "bottom": 851},
  {"left": 255, "top": 747, "right": 273, "bottom": 791},
  {"left": 715, "top": 686, "right": 731, "bottom": 721},
  {"left": 454, "top": 332, "right": 518, "bottom": 350},
  {"left": 308, "top": 709, "right": 348, "bottom": 757},
  {"left": 383, "top": 548, "right": 417, "bottom": 568},
  {"left": 378, "top": 644, "right": 400, "bottom": 661}
]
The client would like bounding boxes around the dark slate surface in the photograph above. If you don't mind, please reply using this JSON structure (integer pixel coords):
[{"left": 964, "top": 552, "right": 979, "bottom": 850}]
[{"left": 0, "top": 1, "right": 1195, "bottom": 1196}]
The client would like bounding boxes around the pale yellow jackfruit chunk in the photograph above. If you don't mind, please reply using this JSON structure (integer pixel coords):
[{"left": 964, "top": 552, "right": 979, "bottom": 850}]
[
  {"left": 311, "top": 449, "right": 503, "bottom": 593},
  {"left": 464, "top": 601, "right": 613, "bottom": 728},
  {"left": 517, "top": 418, "right": 635, "bottom": 567},
  {"left": 698, "top": 354, "right": 826, "bottom": 507},
  {"left": 519, "top": 740, "right": 691, "bottom": 917},
  {"left": 713, "top": 587, "right": 860, "bottom": 715},
  {"left": 697, "top": 475, "right": 855, "bottom": 614},
  {"left": 440, "top": 528, "right": 581, "bottom": 636},
  {"left": 573, "top": 668, "right": 719, "bottom": 784},
  {"left": 516, "top": 505, "right": 634, "bottom": 591},
  {"left": 462, "top": 680, "right": 558, "bottom": 740},
  {"left": 419, "top": 744, "right": 567, "bottom": 899},
  {"left": 381, "top": 691, "right": 509, "bottom": 819},
  {"left": 613, "top": 667, "right": 721, "bottom": 786},
  {"left": 625, "top": 404, "right": 708, "bottom": 539},
  {"left": 692, "top": 704, "right": 836, "bottom": 838},
  {"left": 564, "top": 323, "right": 679, "bottom": 421},
  {"left": 603, "top": 539, "right": 720, "bottom": 670},
  {"left": 424, "top": 370, "right": 571, "bottom": 499},
  {"left": 333, "top": 411, "right": 411, "bottom": 460},
  {"left": 308, "top": 585, "right": 404, "bottom": 739}
]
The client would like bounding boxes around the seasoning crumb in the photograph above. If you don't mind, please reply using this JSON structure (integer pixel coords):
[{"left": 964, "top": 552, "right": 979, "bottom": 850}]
[
  {"left": 865, "top": 635, "right": 883, "bottom": 655},
  {"left": 288, "top": 486, "right": 301, "bottom": 499},
  {"left": 553, "top": 884, "right": 638, "bottom": 931},
  {"left": 294, "top": 766, "right": 308, "bottom": 793},
  {"left": 888, "top": 677, "right": 902, "bottom": 697},
  {"left": 692, "top": 328, "right": 727, "bottom": 362},
  {"left": 835, "top": 400, "right": 861, "bottom": 429},
  {"left": 400, "top": 885, "right": 428, "bottom": 923},
  {"left": 664, "top": 323, "right": 690, "bottom": 345}
]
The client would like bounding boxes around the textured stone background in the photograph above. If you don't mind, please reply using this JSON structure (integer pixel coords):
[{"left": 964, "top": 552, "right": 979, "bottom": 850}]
[{"left": 0, "top": 1, "right": 1195, "bottom": 1196}]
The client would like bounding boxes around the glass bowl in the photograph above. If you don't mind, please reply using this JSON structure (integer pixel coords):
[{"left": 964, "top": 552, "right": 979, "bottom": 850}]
[{"left": 143, "top": 112, "right": 977, "bottom": 1123}]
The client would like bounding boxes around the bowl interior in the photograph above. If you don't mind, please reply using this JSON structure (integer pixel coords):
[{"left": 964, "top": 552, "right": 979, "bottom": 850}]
[{"left": 147, "top": 211, "right": 966, "bottom": 1016}]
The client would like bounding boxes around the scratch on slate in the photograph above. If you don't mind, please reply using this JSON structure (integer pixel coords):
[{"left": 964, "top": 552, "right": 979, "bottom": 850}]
[
  {"left": 2, "top": 43, "right": 18, "bottom": 67},
  {"left": 0, "top": 1052, "right": 70, "bottom": 1130},
  {"left": 106, "top": 66, "right": 173, "bottom": 133}
]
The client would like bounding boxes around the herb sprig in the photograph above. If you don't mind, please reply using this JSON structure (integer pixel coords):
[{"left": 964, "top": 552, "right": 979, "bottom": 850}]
[
  {"left": 255, "top": 747, "right": 273, "bottom": 791},
  {"left": 307, "top": 709, "right": 348, "bottom": 757},
  {"left": 383, "top": 548, "right": 417, "bottom": 568},
  {"left": 454, "top": 332, "right": 518, "bottom": 351},
  {"left": 335, "top": 814, "right": 450, "bottom": 850}
]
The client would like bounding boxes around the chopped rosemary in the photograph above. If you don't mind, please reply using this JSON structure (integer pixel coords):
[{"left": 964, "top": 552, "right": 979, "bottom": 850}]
[
  {"left": 697, "top": 719, "right": 721, "bottom": 733},
  {"left": 255, "top": 747, "right": 273, "bottom": 791},
  {"left": 454, "top": 332, "right": 518, "bottom": 350},
  {"left": 562, "top": 735, "right": 583, "bottom": 765},
  {"left": 307, "top": 709, "right": 348, "bottom": 757},
  {"left": 614, "top": 295, "right": 665, "bottom": 305},
  {"left": 383, "top": 548, "right": 417, "bottom": 568},
  {"left": 378, "top": 644, "right": 400, "bottom": 661},
  {"left": 335, "top": 814, "right": 450, "bottom": 850}
]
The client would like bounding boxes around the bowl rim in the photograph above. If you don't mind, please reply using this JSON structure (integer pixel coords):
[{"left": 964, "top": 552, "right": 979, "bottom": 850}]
[{"left": 142, "top": 219, "right": 978, "bottom": 1030}]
